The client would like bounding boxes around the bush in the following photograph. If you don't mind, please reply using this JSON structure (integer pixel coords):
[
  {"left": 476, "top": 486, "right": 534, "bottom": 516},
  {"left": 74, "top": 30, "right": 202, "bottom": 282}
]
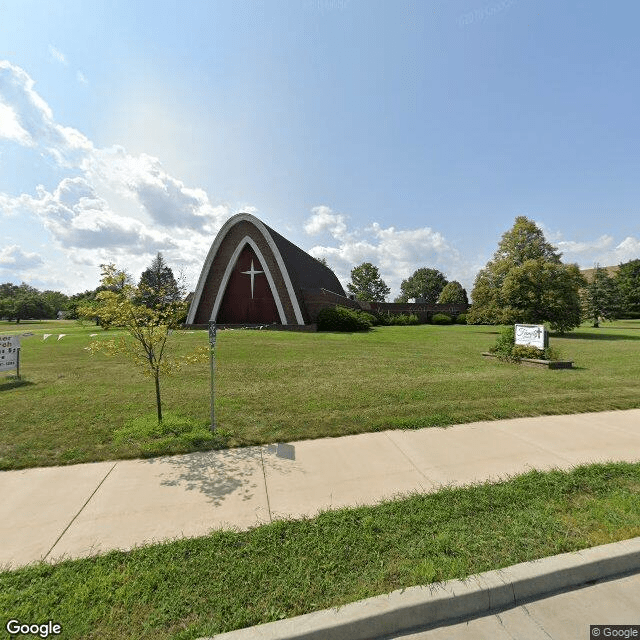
[
  {"left": 432, "top": 313, "right": 452, "bottom": 325},
  {"left": 489, "top": 326, "right": 516, "bottom": 359},
  {"left": 388, "top": 313, "right": 420, "bottom": 326},
  {"left": 489, "top": 326, "right": 563, "bottom": 362},
  {"left": 455, "top": 313, "right": 468, "bottom": 325},
  {"left": 512, "top": 344, "right": 545, "bottom": 360},
  {"left": 356, "top": 311, "right": 380, "bottom": 326},
  {"left": 317, "top": 305, "right": 372, "bottom": 331}
]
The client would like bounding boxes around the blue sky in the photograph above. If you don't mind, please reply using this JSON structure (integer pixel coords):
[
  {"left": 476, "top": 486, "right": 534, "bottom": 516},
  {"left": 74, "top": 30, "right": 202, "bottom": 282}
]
[{"left": 1, "top": 0, "right": 639, "bottom": 299}]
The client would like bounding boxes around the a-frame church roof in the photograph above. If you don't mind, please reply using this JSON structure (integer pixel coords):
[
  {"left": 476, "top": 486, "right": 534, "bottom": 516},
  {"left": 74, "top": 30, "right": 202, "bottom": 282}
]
[{"left": 186, "top": 213, "right": 345, "bottom": 325}]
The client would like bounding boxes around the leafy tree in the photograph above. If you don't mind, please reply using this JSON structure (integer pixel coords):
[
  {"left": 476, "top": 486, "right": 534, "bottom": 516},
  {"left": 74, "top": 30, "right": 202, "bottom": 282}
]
[
  {"left": 582, "top": 265, "right": 620, "bottom": 327},
  {"left": 138, "top": 253, "right": 182, "bottom": 309},
  {"left": 0, "top": 283, "right": 54, "bottom": 323},
  {"left": 81, "top": 264, "right": 207, "bottom": 423},
  {"left": 501, "top": 259, "right": 584, "bottom": 332},
  {"left": 396, "top": 268, "right": 448, "bottom": 303},
  {"left": 616, "top": 258, "right": 640, "bottom": 316},
  {"left": 347, "top": 262, "right": 390, "bottom": 302},
  {"left": 437, "top": 281, "right": 468, "bottom": 304},
  {"left": 468, "top": 216, "right": 584, "bottom": 332},
  {"left": 41, "top": 290, "right": 70, "bottom": 316}
]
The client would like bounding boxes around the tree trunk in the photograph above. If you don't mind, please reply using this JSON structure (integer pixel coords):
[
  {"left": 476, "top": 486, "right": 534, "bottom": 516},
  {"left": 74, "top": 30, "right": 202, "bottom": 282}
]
[{"left": 154, "top": 374, "right": 162, "bottom": 423}]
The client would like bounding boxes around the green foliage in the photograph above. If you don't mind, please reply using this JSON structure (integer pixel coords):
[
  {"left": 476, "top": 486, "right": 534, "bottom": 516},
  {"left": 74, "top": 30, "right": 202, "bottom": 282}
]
[
  {"left": 437, "top": 281, "right": 468, "bottom": 304},
  {"left": 80, "top": 263, "right": 207, "bottom": 423},
  {"left": 396, "top": 268, "right": 448, "bottom": 303},
  {"left": 512, "top": 344, "right": 545, "bottom": 360},
  {"left": 455, "top": 313, "right": 468, "bottom": 324},
  {"left": 468, "top": 217, "right": 584, "bottom": 332},
  {"left": 317, "top": 305, "right": 372, "bottom": 331},
  {"left": 582, "top": 265, "right": 620, "bottom": 327},
  {"left": 490, "top": 325, "right": 562, "bottom": 361},
  {"left": 432, "top": 313, "right": 452, "bottom": 325},
  {"left": 113, "top": 413, "right": 230, "bottom": 456},
  {"left": 137, "top": 252, "right": 182, "bottom": 308},
  {"left": 490, "top": 326, "right": 516, "bottom": 358},
  {"left": 386, "top": 312, "right": 420, "bottom": 325},
  {"left": 346, "top": 263, "right": 390, "bottom": 302},
  {"left": 616, "top": 259, "right": 640, "bottom": 316},
  {"left": 356, "top": 311, "right": 380, "bottom": 326},
  {"left": 0, "top": 282, "right": 57, "bottom": 322}
]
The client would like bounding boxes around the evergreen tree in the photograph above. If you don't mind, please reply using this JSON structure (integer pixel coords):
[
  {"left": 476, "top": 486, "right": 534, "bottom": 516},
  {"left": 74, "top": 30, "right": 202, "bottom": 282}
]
[
  {"left": 582, "top": 265, "right": 620, "bottom": 327},
  {"left": 616, "top": 258, "right": 640, "bottom": 316},
  {"left": 138, "top": 253, "right": 182, "bottom": 308}
]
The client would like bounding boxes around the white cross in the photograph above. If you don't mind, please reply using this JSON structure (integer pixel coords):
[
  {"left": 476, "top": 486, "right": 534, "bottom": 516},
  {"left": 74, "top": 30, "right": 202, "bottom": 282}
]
[{"left": 241, "top": 260, "right": 264, "bottom": 299}]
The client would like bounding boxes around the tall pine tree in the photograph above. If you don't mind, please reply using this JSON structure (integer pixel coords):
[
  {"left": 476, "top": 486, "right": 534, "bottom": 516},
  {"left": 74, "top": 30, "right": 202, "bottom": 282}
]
[{"left": 138, "top": 253, "right": 182, "bottom": 309}]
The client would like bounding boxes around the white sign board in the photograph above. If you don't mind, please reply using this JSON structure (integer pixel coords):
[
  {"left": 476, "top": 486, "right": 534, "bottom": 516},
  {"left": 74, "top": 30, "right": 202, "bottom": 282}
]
[
  {"left": 515, "top": 324, "right": 547, "bottom": 350},
  {"left": 0, "top": 335, "right": 20, "bottom": 372}
]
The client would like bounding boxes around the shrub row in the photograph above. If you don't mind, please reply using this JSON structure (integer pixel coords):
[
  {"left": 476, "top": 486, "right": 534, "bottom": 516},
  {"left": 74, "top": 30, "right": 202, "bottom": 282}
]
[{"left": 317, "top": 306, "right": 468, "bottom": 331}]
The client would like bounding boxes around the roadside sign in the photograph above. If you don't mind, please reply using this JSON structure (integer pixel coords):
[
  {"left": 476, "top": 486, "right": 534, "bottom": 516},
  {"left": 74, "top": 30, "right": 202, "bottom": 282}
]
[
  {"left": 515, "top": 324, "right": 548, "bottom": 350},
  {"left": 0, "top": 335, "right": 20, "bottom": 374}
]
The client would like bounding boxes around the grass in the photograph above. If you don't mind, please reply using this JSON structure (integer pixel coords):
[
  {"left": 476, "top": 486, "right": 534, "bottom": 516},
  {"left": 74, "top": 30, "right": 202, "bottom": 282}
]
[
  {"left": 1, "top": 461, "right": 639, "bottom": 639},
  {"left": 2, "top": 319, "right": 640, "bottom": 469}
]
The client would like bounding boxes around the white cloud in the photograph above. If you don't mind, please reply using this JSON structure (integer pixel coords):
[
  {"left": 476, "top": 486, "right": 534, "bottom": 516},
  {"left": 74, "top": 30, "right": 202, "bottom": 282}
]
[
  {"left": 0, "top": 102, "right": 32, "bottom": 145},
  {"left": 304, "top": 206, "right": 473, "bottom": 299},
  {"left": 0, "top": 244, "right": 43, "bottom": 271},
  {"left": 545, "top": 226, "right": 640, "bottom": 268},
  {"left": 49, "top": 45, "right": 68, "bottom": 65},
  {"left": 0, "top": 60, "right": 241, "bottom": 292},
  {"left": 304, "top": 205, "right": 349, "bottom": 239},
  {"left": 76, "top": 71, "right": 88, "bottom": 85}
]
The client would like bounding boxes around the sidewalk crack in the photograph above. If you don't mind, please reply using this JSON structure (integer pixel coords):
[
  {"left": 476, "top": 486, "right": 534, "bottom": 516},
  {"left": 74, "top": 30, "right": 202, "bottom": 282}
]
[
  {"left": 44, "top": 462, "right": 118, "bottom": 561},
  {"left": 259, "top": 448, "right": 273, "bottom": 523},
  {"left": 383, "top": 431, "right": 434, "bottom": 485}
]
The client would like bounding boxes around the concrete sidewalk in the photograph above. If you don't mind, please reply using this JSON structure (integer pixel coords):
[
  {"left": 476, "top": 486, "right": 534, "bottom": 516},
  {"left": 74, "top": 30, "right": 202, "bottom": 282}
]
[{"left": 2, "top": 408, "right": 640, "bottom": 569}]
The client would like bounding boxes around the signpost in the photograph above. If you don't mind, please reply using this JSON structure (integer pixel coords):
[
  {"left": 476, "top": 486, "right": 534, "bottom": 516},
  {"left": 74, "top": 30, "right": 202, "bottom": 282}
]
[
  {"left": 0, "top": 335, "right": 20, "bottom": 379},
  {"left": 208, "top": 322, "right": 217, "bottom": 432},
  {"left": 515, "top": 324, "right": 548, "bottom": 350}
]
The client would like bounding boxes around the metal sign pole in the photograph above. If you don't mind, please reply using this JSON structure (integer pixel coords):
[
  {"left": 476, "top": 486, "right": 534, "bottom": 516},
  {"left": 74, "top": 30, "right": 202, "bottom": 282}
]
[
  {"left": 16, "top": 348, "right": 20, "bottom": 380},
  {"left": 208, "top": 322, "right": 217, "bottom": 432}
]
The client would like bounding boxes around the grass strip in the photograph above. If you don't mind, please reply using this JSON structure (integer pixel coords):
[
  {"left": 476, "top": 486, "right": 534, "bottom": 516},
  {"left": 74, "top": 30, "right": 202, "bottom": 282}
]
[
  {"left": 2, "top": 320, "right": 640, "bottom": 470},
  {"left": 1, "top": 461, "right": 639, "bottom": 639}
]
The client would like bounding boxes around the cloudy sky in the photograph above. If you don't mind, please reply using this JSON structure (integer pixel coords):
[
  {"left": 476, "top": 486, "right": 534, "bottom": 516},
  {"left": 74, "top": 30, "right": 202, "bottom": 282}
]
[{"left": 1, "top": 1, "right": 639, "bottom": 299}]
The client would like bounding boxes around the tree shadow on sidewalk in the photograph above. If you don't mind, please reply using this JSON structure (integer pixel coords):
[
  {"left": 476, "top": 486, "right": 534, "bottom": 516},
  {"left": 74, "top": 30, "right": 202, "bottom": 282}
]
[{"left": 141, "top": 444, "right": 298, "bottom": 507}]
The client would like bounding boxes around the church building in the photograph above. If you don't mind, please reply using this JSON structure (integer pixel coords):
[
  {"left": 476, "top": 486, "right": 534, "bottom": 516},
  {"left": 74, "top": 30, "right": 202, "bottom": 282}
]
[{"left": 186, "top": 213, "right": 349, "bottom": 327}]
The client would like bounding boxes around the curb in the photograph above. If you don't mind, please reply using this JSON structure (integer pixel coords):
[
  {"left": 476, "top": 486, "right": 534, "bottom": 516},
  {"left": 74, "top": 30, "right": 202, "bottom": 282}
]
[{"left": 202, "top": 537, "right": 640, "bottom": 640}]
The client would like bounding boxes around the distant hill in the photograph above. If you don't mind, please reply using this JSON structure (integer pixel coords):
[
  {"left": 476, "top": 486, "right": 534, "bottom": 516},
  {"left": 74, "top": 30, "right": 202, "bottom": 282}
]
[{"left": 580, "top": 265, "right": 619, "bottom": 282}]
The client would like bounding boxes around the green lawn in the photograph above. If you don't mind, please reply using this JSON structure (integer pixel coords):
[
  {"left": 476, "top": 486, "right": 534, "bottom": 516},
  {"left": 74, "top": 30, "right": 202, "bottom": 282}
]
[
  {"left": 1, "top": 462, "right": 639, "bottom": 640},
  {"left": 2, "top": 319, "right": 640, "bottom": 470}
]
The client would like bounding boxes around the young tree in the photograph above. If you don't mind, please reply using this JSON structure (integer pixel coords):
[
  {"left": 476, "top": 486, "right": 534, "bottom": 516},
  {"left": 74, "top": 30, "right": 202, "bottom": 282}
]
[
  {"left": 347, "top": 262, "right": 390, "bottom": 302},
  {"left": 437, "top": 281, "right": 468, "bottom": 304},
  {"left": 81, "top": 264, "right": 207, "bottom": 423},
  {"left": 468, "top": 216, "right": 584, "bottom": 332},
  {"left": 138, "top": 252, "right": 182, "bottom": 308},
  {"left": 396, "top": 268, "right": 448, "bottom": 303},
  {"left": 582, "top": 265, "right": 620, "bottom": 327},
  {"left": 616, "top": 258, "right": 640, "bottom": 316}
]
